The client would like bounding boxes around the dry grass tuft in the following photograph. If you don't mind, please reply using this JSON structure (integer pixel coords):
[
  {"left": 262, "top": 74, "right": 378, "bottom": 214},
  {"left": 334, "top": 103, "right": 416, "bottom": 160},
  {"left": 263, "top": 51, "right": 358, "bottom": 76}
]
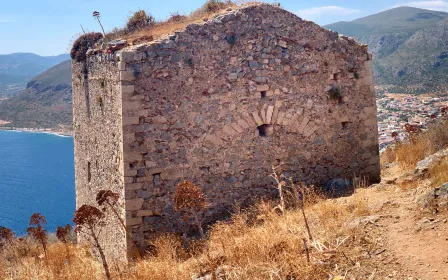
[
  {"left": 0, "top": 188, "right": 378, "bottom": 280},
  {"left": 119, "top": 1, "right": 235, "bottom": 45},
  {"left": 383, "top": 120, "right": 448, "bottom": 170},
  {"left": 429, "top": 159, "right": 448, "bottom": 188}
]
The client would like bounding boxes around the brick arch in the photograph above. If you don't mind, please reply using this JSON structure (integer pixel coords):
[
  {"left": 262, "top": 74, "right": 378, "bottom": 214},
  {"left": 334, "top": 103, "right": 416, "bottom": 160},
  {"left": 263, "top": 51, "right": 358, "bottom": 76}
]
[{"left": 203, "top": 102, "right": 320, "bottom": 146}]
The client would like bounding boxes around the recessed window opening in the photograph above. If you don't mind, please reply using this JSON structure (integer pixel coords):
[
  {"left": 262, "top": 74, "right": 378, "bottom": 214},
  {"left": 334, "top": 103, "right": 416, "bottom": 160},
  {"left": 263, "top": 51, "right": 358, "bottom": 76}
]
[
  {"left": 257, "top": 124, "right": 273, "bottom": 137},
  {"left": 334, "top": 73, "right": 340, "bottom": 81},
  {"left": 87, "top": 161, "right": 92, "bottom": 183},
  {"left": 342, "top": 122, "right": 350, "bottom": 129},
  {"left": 261, "top": 91, "right": 267, "bottom": 98}
]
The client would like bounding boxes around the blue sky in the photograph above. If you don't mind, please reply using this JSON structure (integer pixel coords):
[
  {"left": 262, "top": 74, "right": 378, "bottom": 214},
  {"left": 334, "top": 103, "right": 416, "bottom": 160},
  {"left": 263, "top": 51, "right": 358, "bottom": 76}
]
[{"left": 1, "top": 0, "right": 448, "bottom": 56}]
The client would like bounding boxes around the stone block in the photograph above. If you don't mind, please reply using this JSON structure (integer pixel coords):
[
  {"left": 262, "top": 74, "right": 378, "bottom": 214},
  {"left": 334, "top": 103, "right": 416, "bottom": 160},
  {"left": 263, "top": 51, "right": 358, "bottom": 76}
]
[
  {"left": 160, "top": 169, "right": 182, "bottom": 180},
  {"left": 126, "top": 217, "right": 142, "bottom": 226},
  {"left": 364, "top": 118, "right": 377, "bottom": 127},
  {"left": 124, "top": 169, "right": 138, "bottom": 176},
  {"left": 276, "top": 111, "right": 285, "bottom": 125},
  {"left": 145, "top": 161, "right": 157, "bottom": 168},
  {"left": 282, "top": 114, "right": 292, "bottom": 126},
  {"left": 287, "top": 113, "right": 299, "bottom": 127},
  {"left": 223, "top": 125, "right": 237, "bottom": 137},
  {"left": 122, "top": 101, "right": 140, "bottom": 111},
  {"left": 266, "top": 106, "right": 274, "bottom": 124},
  {"left": 119, "top": 50, "right": 146, "bottom": 62},
  {"left": 136, "top": 176, "right": 152, "bottom": 183},
  {"left": 127, "top": 183, "right": 144, "bottom": 191},
  {"left": 297, "top": 116, "right": 310, "bottom": 134},
  {"left": 260, "top": 109, "right": 267, "bottom": 123},
  {"left": 147, "top": 168, "right": 164, "bottom": 175},
  {"left": 124, "top": 177, "right": 134, "bottom": 184},
  {"left": 120, "top": 71, "right": 135, "bottom": 81},
  {"left": 205, "top": 134, "right": 224, "bottom": 146},
  {"left": 368, "top": 156, "right": 380, "bottom": 165},
  {"left": 243, "top": 113, "right": 257, "bottom": 128},
  {"left": 123, "top": 117, "right": 140, "bottom": 125},
  {"left": 252, "top": 111, "right": 263, "bottom": 126},
  {"left": 118, "top": 62, "right": 126, "bottom": 71},
  {"left": 278, "top": 40, "right": 287, "bottom": 48},
  {"left": 125, "top": 153, "right": 142, "bottom": 162},
  {"left": 215, "top": 130, "right": 230, "bottom": 141},
  {"left": 126, "top": 198, "right": 144, "bottom": 211},
  {"left": 237, "top": 119, "right": 250, "bottom": 129},
  {"left": 137, "top": 210, "right": 154, "bottom": 217},
  {"left": 257, "top": 84, "right": 269, "bottom": 92},
  {"left": 271, "top": 107, "right": 279, "bottom": 124},
  {"left": 230, "top": 122, "right": 244, "bottom": 133},
  {"left": 121, "top": 85, "right": 135, "bottom": 95}
]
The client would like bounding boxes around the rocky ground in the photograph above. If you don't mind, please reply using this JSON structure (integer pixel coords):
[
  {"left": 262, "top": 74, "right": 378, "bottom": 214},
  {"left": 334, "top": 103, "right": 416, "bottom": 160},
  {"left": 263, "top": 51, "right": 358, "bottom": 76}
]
[{"left": 334, "top": 158, "right": 448, "bottom": 279}]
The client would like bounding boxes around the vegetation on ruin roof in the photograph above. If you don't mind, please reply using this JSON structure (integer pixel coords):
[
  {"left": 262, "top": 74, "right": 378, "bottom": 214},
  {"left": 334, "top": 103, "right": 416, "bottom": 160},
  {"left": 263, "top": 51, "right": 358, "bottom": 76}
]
[
  {"left": 70, "top": 1, "right": 267, "bottom": 60},
  {"left": 107, "top": 1, "right": 263, "bottom": 45}
]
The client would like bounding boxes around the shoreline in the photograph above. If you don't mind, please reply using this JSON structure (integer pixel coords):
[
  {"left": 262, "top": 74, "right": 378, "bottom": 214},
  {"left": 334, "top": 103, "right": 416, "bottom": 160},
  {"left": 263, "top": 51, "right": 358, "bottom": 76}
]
[{"left": 0, "top": 127, "right": 73, "bottom": 137}]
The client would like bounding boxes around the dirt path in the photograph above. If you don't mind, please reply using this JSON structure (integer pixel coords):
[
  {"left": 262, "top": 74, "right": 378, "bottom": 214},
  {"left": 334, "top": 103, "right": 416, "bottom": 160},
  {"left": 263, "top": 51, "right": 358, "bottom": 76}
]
[{"left": 361, "top": 166, "right": 448, "bottom": 279}]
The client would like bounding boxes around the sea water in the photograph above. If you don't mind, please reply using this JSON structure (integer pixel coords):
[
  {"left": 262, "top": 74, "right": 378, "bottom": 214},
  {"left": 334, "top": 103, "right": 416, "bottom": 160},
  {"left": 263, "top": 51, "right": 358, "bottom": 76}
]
[{"left": 0, "top": 131, "right": 75, "bottom": 235}]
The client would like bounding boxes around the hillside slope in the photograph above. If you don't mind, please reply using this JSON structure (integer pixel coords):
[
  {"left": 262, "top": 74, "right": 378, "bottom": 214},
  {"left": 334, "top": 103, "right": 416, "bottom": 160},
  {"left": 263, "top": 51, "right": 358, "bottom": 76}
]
[
  {"left": 325, "top": 7, "right": 448, "bottom": 91},
  {"left": 0, "top": 60, "right": 72, "bottom": 129},
  {"left": 0, "top": 53, "right": 69, "bottom": 97}
]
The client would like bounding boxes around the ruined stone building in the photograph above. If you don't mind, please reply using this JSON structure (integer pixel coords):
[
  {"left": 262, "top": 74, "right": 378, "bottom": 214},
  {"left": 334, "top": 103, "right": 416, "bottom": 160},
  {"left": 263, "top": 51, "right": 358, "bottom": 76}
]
[{"left": 72, "top": 3, "right": 380, "bottom": 262}]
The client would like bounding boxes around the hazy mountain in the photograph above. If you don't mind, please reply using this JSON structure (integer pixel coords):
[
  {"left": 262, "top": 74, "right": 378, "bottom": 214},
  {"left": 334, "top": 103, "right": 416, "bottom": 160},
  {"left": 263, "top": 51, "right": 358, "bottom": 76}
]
[
  {"left": 0, "top": 53, "right": 69, "bottom": 97},
  {"left": 325, "top": 7, "right": 448, "bottom": 91},
  {"left": 0, "top": 60, "right": 72, "bottom": 129}
]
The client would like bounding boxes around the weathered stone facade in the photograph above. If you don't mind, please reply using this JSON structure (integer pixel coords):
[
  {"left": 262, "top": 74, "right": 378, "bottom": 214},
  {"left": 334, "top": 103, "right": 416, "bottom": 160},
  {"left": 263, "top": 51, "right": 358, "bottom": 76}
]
[{"left": 72, "top": 3, "right": 380, "bottom": 262}]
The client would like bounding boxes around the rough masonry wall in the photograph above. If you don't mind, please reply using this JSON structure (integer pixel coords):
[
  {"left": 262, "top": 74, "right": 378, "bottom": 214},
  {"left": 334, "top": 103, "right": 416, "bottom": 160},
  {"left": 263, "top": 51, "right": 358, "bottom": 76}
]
[
  {"left": 72, "top": 60, "right": 128, "bottom": 263},
  {"left": 116, "top": 4, "right": 380, "bottom": 249}
]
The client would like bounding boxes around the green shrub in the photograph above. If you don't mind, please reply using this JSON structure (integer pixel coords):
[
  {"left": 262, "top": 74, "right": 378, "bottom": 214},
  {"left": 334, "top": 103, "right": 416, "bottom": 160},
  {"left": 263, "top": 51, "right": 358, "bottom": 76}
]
[{"left": 70, "top": 32, "right": 103, "bottom": 62}]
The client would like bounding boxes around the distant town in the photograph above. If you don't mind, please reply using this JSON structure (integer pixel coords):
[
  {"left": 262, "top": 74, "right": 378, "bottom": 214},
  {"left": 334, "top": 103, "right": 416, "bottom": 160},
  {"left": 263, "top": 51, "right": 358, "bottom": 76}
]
[{"left": 376, "top": 86, "right": 448, "bottom": 151}]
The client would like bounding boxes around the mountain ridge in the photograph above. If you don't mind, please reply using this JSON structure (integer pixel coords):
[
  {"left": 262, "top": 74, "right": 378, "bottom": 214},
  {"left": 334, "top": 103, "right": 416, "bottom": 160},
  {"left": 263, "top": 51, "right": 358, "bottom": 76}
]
[
  {"left": 0, "top": 53, "right": 69, "bottom": 97},
  {"left": 0, "top": 60, "right": 72, "bottom": 129},
  {"left": 325, "top": 6, "right": 448, "bottom": 91}
]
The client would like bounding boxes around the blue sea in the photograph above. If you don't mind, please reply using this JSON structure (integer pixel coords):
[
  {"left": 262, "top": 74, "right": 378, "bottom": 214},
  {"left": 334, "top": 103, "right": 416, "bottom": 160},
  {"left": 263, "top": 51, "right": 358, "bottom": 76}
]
[{"left": 0, "top": 131, "right": 75, "bottom": 235}]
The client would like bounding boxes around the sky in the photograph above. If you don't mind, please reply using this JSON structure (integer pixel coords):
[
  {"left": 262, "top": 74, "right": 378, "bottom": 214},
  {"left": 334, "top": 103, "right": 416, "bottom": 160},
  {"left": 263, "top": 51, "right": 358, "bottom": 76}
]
[{"left": 1, "top": 0, "right": 448, "bottom": 56}]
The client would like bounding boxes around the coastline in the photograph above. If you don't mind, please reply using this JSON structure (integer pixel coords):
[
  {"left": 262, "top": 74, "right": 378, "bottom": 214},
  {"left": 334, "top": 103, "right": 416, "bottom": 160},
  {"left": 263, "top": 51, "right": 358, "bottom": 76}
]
[{"left": 0, "top": 127, "right": 73, "bottom": 137}]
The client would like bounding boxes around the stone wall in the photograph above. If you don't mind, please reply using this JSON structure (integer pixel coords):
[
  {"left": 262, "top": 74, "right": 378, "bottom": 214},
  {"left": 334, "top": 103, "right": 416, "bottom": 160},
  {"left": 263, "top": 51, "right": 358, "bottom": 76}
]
[
  {"left": 73, "top": 3, "right": 380, "bottom": 259},
  {"left": 72, "top": 59, "right": 128, "bottom": 263}
]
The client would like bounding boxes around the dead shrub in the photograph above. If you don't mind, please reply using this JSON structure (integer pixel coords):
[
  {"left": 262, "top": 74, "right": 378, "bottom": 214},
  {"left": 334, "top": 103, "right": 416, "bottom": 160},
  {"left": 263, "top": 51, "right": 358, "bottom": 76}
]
[
  {"left": 167, "top": 12, "right": 188, "bottom": 23},
  {"left": 429, "top": 159, "right": 448, "bottom": 188},
  {"left": 70, "top": 32, "right": 103, "bottom": 62},
  {"left": 26, "top": 213, "right": 48, "bottom": 259},
  {"left": 126, "top": 10, "right": 155, "bottom": 33},
  {"left": 395, "top": 120, "right": 448, "bottom": 170},
  {"left": 174, "top": 181, "right": 208, "bottom": 238},
  {"left": 194, "top": 0, "right": 231, "bottom": 15}
]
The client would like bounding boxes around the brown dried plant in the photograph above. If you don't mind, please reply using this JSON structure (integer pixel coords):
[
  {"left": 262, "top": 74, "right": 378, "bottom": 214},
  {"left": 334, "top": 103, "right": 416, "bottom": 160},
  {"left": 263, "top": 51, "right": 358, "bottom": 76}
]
[
  {"left": 73, "top": 204, "right": 111, "bottom": 280},
  {"left": 96, "top": 189, "right": 141, "bottom": 261},
  {"left": 174, "top": 181, "right": 208, "bottom": 238},
  {"left": 26, "top": 213, "right": 48, "bottom": 259},
  {"left": 93, "top": 11, "right": 106, "bottom": 37},
  {"left": 0, "top": 226, "right": 14, "bottom": 248},
  {"left": 56, "top": 224, "right": 73, "bottom": 261},
  {"left": 126, "top": 10, "right": 156, "bottom": 32},
  {"left": 270, "top": 165, "right": 287, "bottom": 215},
  {"left": 56, "top": 224, "right": 73, "bottom": 244}
]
